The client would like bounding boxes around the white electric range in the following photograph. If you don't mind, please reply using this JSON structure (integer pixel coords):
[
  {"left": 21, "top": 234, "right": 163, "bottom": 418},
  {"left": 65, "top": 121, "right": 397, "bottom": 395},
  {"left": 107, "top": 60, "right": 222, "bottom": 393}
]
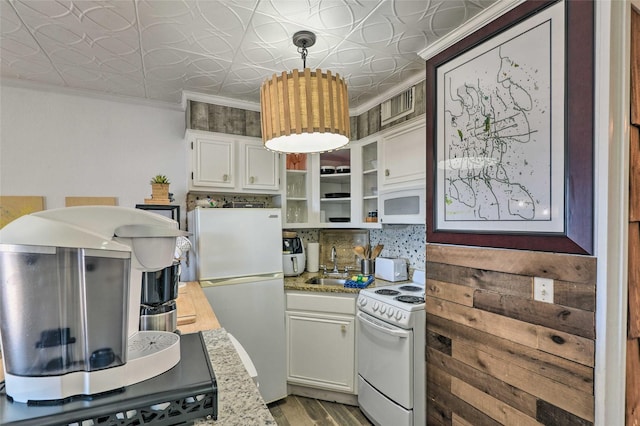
[{"left": 356, "top": 270, "right": 426, "bottom": 426}]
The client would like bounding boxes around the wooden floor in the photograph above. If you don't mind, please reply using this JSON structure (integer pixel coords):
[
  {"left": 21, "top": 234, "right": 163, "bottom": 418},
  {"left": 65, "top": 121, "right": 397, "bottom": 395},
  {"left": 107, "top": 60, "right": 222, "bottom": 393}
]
[{"left": 268, "top": 395, "right": 373, "bottom": 426}]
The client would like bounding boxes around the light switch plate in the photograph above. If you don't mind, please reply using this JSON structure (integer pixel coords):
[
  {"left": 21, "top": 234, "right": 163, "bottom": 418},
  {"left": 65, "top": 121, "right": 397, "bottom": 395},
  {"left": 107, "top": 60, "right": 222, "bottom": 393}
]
[{"left": 534, "top": 277, "right": 554, "bottom": 303}]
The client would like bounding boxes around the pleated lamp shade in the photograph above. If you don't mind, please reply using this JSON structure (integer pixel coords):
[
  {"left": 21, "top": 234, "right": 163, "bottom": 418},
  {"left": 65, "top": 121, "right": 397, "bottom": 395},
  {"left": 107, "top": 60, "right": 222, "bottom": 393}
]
[{"left": 260, "top": 68, "right": 350, "bottom": 154}]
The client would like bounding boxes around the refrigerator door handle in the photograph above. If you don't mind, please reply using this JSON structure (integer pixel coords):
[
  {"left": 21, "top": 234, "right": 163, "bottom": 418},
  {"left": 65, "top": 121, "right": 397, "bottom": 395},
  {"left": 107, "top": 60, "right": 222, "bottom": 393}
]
[{"left": 200, "top": 273, "right": 284, "bottom": 287}]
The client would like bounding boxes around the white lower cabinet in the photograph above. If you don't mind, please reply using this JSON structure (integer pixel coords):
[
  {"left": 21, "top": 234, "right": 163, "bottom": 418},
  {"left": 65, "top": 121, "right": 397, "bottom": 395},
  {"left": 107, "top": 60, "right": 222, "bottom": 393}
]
[{"left": 285, "top": 291, "right": 357, "bottom": 394}]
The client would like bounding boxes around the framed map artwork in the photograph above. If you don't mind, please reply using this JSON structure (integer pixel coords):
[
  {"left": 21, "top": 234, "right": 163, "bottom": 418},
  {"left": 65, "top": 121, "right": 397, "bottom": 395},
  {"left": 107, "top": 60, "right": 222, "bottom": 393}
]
[{"left": 426, "top": 0, "right": 594, "bottom": 254}]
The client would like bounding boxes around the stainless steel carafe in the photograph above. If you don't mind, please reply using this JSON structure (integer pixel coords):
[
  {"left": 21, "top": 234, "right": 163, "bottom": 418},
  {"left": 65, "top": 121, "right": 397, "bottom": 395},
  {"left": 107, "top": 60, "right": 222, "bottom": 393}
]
[{"left": 140, "top": 261, "right": 180, "bottom": 332}]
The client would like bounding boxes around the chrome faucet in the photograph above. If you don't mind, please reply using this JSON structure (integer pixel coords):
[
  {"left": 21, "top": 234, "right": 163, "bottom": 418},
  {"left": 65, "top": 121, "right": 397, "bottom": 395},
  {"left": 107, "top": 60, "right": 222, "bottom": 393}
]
[{"left": 330, "top": 246, "right": 339, "bottom": 273}]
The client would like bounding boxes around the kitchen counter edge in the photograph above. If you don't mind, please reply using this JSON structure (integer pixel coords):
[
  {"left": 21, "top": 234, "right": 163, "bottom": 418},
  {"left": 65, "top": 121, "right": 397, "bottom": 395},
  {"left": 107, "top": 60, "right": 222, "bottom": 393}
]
[
  {"left": 195, "top": 328, "right": 276, "bottom": 425},
  {"left": 284, "top": 271, "right": 402, "bottom": 293}
]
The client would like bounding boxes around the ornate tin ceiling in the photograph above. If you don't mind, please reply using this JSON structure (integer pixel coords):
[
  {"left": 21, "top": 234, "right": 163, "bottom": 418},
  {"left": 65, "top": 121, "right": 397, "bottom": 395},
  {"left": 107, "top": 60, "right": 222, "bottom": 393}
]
[{"left": 1, "top": 0, "right": 495, "bottom": 110}]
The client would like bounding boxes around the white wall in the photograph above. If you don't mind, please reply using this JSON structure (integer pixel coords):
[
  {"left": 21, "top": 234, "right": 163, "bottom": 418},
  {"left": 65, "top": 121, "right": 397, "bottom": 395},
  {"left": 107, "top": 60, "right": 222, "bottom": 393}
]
[{"left": 0, "top": 83, "right": 187, "bottom": 225}]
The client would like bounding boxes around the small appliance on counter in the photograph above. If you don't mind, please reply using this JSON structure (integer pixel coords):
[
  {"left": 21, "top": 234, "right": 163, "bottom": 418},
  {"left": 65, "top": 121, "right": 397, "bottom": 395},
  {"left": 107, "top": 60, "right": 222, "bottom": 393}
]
[
  {"left": 0, "top": 206, "right": 217, "bottom": 425},
  {"left": 140, "top": 260, "right": 180, "bottom": 332},
  {"left": 283, "top": 233, "right": 305, "bottom": 276},
  {"left": 375, "top": 257, "right": 408, "bottom": 282}
]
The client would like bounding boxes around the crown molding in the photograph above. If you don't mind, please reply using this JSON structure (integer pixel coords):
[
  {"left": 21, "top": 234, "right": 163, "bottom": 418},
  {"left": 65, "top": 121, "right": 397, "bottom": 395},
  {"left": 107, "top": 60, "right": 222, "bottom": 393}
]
[
  {"left": 181, "top": 90, "right": 260, "bottom": 112},
  {"left": 0, "top": 77, "right": 184, "bottom": 111},
  {"left": 418, "top": 0, "right": 524, "bottom": 61}
]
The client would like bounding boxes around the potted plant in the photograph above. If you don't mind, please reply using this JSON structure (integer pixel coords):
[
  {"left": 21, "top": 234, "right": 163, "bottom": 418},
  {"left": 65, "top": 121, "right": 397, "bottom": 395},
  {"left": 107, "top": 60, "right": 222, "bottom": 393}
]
[{"left": 150, "top": 174, "right": 170, "bottom": 201}]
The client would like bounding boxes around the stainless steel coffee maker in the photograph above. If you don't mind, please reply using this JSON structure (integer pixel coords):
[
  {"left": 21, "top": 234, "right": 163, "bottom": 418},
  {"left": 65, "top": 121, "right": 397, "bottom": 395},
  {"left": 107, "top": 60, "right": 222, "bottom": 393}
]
[
  {"left": 140, "top": 261, "right": 180, "bottom": 332},
  {"left": 140, "top": 235, "right": 191, "bottom": 332}
]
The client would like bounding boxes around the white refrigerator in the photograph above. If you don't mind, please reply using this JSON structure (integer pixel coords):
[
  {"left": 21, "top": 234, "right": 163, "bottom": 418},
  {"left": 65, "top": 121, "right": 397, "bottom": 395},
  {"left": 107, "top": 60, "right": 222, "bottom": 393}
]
[{"left": 190, "top": 207, "right": 286, "bottom": 403}]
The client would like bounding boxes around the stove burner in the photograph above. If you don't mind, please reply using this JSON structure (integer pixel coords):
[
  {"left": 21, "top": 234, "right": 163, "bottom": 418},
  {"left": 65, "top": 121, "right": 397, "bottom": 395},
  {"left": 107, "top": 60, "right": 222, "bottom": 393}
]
[
  {"left": 375, "top": 289, "right": 401, "bottom": 296},
  {"left": 395, "top": 295, "right": 425, "bottom": 304},
  {"left": 399, "top": 285, "right": 422, "bottom": 292}
]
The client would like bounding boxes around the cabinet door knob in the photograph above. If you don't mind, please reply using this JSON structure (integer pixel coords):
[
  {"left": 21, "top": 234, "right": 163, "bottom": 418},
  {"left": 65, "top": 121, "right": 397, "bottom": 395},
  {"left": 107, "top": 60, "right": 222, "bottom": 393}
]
[
  {"left": 385, "top": 169, "right": 390, "bottom": 177},
  {"left": 341, "top": 324, "right": 347, "bottom": 333},
  {"left": 223, "top": 174, "right": 229, "bottom": 182},
  {"left": 250, "top": 176, "right": 255, "bottom": 184}
]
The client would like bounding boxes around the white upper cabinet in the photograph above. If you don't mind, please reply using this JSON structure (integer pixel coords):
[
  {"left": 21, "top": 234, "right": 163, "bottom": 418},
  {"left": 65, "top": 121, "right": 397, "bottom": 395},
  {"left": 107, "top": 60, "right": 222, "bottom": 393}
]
[
  {"left": 313, "top": 122, "right": 427, "bottom": 227},
  {"left": 242, "top": 140, "right": 280, "bottom": 191},
  {"left": 380, "top": 116, "right": 426, "bottom": 190},
  {"left": 283, "top": 154, "right": 310, "bottom": 225},
  {"left": 358, "top": 137, "right": 380, "bottom": 228},
  {"left": 187, "top": 129, "right": 280, "bottom": 193},
  {"left": 191, "top": 132, "right": 235, "bottom": 188},
  {"left": 318, "top": 148, "right": 354, "bottom": 228}
]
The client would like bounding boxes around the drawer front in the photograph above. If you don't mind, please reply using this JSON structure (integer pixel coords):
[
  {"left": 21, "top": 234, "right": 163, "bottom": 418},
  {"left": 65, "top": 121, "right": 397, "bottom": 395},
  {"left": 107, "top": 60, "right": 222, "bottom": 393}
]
[{"left": 286, "top": 291, "right": 356, "bottom": 315}]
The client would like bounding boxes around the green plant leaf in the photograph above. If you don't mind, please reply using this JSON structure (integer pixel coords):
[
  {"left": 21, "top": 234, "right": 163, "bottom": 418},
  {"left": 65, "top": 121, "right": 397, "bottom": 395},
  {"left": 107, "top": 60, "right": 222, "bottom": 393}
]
[{"left": 150, "top": 174, "right": 170, "bottom": 184}]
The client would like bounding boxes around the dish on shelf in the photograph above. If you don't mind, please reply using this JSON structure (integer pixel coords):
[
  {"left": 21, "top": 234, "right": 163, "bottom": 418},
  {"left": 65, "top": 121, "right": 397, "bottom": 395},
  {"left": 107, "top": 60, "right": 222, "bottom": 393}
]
[
  {"left": 336, "top": 165, "right": 350, "bottom": 174},
  {"left": 324, "top": 192, "right": 350, "bottom": 198},
  {"left": 320, "top": 165, "right": 336, "bottom": 174},
  {"left": 329, "top": 217, "right": 350, "bottom": 222}
]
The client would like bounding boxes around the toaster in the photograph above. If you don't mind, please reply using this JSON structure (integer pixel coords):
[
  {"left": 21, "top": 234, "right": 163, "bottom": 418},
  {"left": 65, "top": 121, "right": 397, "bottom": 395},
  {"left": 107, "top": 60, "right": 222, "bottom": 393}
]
[{"left": 375, "top": 257, "right": 408, "bottom": 282}]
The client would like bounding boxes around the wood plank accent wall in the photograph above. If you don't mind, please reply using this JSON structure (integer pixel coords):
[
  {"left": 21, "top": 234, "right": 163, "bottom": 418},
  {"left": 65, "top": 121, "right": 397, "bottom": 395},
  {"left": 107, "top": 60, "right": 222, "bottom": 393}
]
[
  {"left": 426, "top": 244, "right": 596, "bottom": 425},
  {"left": 188, "top": 101, "right": 262, "bottom": 137},
  {"left": 627, "top": 8, "right": 640, "bottom": 426},
  {"left": 187, "top": 80, "right": 426, "bottom": 141},
  {"left": 631, "top": 7, "right": 640, "bottom": 127}
]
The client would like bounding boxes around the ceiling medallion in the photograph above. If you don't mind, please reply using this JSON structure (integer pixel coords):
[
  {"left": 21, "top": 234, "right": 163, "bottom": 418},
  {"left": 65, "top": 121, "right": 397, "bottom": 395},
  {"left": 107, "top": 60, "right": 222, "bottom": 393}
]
[{"left": 260, "top": 30, "right": 350, "bottom": 154}]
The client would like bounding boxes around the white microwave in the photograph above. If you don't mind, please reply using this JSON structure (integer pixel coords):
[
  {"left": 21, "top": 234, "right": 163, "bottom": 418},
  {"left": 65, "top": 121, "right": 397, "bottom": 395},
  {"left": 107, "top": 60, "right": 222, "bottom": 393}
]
[{"left": 378, "top": 187, "right": 426, "bottom": 224}]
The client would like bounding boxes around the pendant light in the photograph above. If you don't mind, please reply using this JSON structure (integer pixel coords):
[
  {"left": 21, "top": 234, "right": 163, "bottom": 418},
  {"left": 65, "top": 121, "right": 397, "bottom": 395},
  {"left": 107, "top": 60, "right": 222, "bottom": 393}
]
[{"left": 260, "top": 30, "right": 350, "bottom": 154}]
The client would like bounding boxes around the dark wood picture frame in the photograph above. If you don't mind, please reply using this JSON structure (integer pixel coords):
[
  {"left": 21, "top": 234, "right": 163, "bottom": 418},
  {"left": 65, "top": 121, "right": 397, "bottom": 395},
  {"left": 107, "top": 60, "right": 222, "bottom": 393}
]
[{"left": 425, "top": 0, "right": 594, "bottom": 255}]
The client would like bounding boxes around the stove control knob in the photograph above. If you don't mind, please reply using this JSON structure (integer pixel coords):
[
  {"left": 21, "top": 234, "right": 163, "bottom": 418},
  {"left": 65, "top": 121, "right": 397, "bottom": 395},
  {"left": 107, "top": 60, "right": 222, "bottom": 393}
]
[
  {"left": 387, "top": 307, "right": 395, "bottom": 317},
  {"left": 380, "top": 305, "right": 386, "bottom": 314},
  {"left": 359, "top": 298, "right": 367, "bottom": 307},
  {"left": 395, "top": 311, "right": 403, "bottom": 321},
  {"left": 373, "top": 302, "right": 379, "bottom": 311}
]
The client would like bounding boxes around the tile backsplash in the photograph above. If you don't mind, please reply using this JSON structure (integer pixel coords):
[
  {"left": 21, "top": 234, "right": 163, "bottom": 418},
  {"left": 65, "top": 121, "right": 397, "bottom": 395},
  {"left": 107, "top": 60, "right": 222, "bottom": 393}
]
[
  {"left": 318, "top": 229, "right": 369, "bottom": 272},
  {"left": 370, "top": 225, "right": 426, "bottom": 270},
  {"left": 294, "top": 225, "right": 426, "bottom": 271}
]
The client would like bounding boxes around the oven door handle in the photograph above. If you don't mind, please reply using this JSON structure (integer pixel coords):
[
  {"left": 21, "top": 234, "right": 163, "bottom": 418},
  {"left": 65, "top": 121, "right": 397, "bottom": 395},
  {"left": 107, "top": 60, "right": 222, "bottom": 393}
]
[{"left": 357, "top": 311, "right": 410, "bottom": 338}]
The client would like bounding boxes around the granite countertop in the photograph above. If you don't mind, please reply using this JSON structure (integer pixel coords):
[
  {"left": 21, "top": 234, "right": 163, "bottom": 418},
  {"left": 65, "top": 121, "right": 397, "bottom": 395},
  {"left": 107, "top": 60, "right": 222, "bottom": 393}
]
[
  {"left": 194, "top": 328, "right": 276, "bottom": 426},
  {"left": 0, "top": 328, "right": 273, "bottom": 425},
  {"left": 0, "top": 277, "right": 407, "bottom": 424},
  {"left": 284, "top": 271, "right": 401, "bottom": 293}
]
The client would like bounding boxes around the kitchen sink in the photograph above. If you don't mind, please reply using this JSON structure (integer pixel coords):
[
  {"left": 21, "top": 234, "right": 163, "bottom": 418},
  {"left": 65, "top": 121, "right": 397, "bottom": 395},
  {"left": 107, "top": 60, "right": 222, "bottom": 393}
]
[{"left": 305, "top": 277, "right": 347, "bottom": 286}]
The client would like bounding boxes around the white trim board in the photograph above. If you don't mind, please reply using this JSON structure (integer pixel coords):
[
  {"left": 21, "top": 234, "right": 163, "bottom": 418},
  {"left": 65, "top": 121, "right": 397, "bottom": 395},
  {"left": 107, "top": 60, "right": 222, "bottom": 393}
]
[
  {"left": 593, "top": 1, "right": 631, "bottom": 425},
  {"left": 418, "top": 0, "right": 524, "bottom": 61}
]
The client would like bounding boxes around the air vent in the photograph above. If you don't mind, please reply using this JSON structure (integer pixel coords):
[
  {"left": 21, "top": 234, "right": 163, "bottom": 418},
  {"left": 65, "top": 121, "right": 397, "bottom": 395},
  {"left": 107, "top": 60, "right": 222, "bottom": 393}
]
[{"left": 381, "top": 87, "right": 415, "bottom": 125}]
